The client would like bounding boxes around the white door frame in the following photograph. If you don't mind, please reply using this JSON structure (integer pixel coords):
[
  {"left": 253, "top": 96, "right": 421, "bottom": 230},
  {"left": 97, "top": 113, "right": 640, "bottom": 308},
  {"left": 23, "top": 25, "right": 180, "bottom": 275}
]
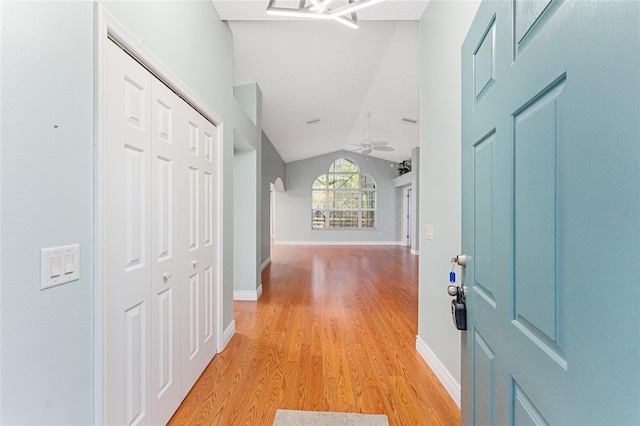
[{"left": 95, "top": 6, "right": 225, "bottom": 423}]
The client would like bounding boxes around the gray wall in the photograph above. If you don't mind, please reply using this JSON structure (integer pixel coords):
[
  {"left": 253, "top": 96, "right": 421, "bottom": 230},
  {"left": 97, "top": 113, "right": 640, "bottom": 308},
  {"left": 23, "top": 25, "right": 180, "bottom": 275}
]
[
  {"left": 232, "top": 83, "right": 263, "bottom": 296},
  {"left": 234, "top": 83, "right": 259, "bottom": 126},
  {"left": 234, "top": 147, "right": 258, "bottom": 292},
  {"left": 0, "top": 1, "right": 260, "bottom": 423},
  {"left": 1, "top": 3, "right": 94, "bottom": 423},
  {"left": 276, "top": 150, "right": 401, "bottom": 244},
  {"left": 418, "top": 0, "right": 481, "bottom": 400},
  {"left": 391, "top": 148, "right": 420, "bottom": 253},
  {"left": 261, "top": 132, "right": 286, "bottom": 265}
]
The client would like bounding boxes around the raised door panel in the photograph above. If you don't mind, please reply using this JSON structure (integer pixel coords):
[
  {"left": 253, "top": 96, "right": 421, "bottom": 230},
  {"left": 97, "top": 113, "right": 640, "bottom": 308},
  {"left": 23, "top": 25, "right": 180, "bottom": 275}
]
[
  {"left": 105, "top": 40, "right": 153, "bottom": 426},
  {"left": 462, "top": 1, "right": 640, "bottom": 424},
  {"left": 199, "top": 122, "right": 218, "bottom": 352},
  {"left": 180, "top": 103, "right": 219, "bottom": 397},
  {"left": 150, "top": 77, "right": 184, "bottom": 425}
]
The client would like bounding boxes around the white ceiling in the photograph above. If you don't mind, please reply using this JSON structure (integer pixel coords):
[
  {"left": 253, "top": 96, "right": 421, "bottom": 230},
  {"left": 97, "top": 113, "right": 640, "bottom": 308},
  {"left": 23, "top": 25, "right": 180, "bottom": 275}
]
[{"left": 213, "top": 0, "right": 429, "bottom": 163}]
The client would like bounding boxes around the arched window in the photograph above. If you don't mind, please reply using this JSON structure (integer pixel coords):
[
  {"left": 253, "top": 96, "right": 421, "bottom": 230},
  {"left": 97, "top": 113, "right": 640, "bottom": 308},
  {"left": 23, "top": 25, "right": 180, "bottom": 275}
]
[{"left": 312, "top": 158, "right": 376, "bottom": 229}]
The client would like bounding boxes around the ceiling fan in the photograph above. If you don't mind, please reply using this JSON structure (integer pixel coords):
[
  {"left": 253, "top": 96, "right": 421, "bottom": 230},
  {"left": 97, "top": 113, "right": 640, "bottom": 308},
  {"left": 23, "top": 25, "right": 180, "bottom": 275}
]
[{"left": 351, "top": 112, "right": 395, "bottom": 155}]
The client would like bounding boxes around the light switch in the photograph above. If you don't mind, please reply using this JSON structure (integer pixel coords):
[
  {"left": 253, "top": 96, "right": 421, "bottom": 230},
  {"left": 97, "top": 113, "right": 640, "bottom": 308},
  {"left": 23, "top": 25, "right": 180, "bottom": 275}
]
[
  {"left": 64, "top": 254, "right": 74, "bottom": 274},
  {"left": 425, "top": 224, "right": 433, "bottom": 240},
  {"left": 41, "top": 244, "right": 80, "bottom": 290},
  {"left": 50, "top": 256, "right": 62, "bottom": 277}
]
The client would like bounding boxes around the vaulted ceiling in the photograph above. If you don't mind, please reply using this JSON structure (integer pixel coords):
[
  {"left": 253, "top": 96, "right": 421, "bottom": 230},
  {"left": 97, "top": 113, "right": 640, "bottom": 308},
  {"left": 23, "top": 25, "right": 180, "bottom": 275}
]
[{"left": 212, "top": 0, "right": 430, "bottom": 163}]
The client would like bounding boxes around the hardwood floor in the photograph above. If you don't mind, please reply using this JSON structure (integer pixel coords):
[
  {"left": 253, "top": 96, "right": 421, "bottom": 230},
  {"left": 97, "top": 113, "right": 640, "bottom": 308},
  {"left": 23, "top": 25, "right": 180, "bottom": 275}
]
[{"left": 169, "top": 245, "right": 460, "bottom": 425}]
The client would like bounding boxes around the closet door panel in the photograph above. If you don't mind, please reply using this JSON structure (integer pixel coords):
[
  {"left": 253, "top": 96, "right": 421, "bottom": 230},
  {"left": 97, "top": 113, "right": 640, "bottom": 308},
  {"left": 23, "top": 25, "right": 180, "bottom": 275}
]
[
  {"left": 105, "top": 40, "right": 153, "bottom": 426},
  {"left": 180, "top": 105, "right": 219, "bottom": 396},
  {"left": 105, "top": 38, "right": 220, "bottom": 423},
  {"left": 150, "top": 77, "right": 184, "bottom": 425}
]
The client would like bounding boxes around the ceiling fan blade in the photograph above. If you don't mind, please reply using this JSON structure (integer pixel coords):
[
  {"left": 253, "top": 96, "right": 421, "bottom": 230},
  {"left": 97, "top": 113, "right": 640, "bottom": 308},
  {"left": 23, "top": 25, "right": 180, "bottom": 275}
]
[
  {"left": 362, "top": 148, "right": 373, "bottom": 155},
  {"left": 350, "top": 143, "right": 366, "bottom": 147},
  {"left": 369, "top": 141, "right": 388, "bottom": 147},
  {"left": 373, "top": 146, "right": 394, "bottom": 152}
]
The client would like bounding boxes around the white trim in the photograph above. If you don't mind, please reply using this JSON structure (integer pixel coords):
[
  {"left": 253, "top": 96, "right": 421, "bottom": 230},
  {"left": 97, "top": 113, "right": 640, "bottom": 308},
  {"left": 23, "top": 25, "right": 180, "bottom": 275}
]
[
  {"left": 415, "top": 335, "right": 461, "bottom": 407},
  {"left": 275, "top": 241, "right": 403, "bottom": 246},
  {"left": 221, "top": 320, "right": 236, "bottom": 351},
  {"left": 215, "top": 122, "right": 225, "bottom": 353},
  {"left": 234, "top": 283, "right": 263, "bottom": 301},
  {"left": 94, "top": 5, "right": 107, "bottom": 423},
  {"left": 261, "top": 257, "right": 271, "bottom": 271},
  {"left": 95, "top": 6, "right": 225, "bottom": 423},
  {"left": 411, "top": 249, "right": 419, "bottom": 256}
]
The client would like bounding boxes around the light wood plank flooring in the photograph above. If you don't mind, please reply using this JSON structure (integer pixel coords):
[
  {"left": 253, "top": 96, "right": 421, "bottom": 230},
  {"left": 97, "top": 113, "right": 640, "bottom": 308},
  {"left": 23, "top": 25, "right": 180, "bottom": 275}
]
[{"left": 169, "top": 245, "right": 459, "bottom": 425}]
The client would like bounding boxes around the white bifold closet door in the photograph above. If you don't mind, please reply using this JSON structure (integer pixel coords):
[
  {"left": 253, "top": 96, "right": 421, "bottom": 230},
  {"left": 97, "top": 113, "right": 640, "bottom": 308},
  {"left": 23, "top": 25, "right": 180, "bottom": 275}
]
[
  {"left": 180, "top": 104, "right": 218, "bottom": 397},
  {"left": 104, "top": 39, "right": 218, "bottom": 426}
]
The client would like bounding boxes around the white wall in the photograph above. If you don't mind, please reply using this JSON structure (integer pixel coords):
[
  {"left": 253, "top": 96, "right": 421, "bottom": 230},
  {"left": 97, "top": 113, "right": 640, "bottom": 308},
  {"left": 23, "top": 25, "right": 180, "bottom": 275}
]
[
  {"left": 417, "top": 0, "right": 481, "bottom": 406},
  {"left": 276, "top": 150, "right": 401, "bottom": 244},
  {"left": 0, "top": 1, "right": 260, "bottom": 423}
]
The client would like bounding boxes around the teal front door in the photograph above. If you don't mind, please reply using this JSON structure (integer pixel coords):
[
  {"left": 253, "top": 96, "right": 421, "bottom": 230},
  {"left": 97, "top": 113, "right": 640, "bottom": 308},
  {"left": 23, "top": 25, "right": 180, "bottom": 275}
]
[{"left": 460, "top": 1, "right": 640, "bottom": 424}]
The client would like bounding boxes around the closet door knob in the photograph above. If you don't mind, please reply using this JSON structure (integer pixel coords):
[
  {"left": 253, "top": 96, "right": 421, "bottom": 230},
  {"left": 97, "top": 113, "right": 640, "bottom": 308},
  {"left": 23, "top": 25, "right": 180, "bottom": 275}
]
[
  {"left": 192, "top": 259, "right": 198, "bottom": 268},
  {"left": 163, "top": 272, "right": 171, "bottom": 281}
]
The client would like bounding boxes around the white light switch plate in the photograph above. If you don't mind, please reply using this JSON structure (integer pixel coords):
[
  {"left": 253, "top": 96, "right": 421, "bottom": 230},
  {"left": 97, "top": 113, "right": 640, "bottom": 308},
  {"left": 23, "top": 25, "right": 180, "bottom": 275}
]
[
  {"left": 425, "top": 225, "right": 433, "bottom": 240},
  {"left": 40, "top": 244, "right": 80, "bottom": 290}
]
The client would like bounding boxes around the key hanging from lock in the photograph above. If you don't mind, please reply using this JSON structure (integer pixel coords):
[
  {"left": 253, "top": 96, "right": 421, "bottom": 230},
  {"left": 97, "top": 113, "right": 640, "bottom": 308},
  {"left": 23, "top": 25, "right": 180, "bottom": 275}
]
[{"left": 449, "top": 258, "right": 456, "bottom": 283}]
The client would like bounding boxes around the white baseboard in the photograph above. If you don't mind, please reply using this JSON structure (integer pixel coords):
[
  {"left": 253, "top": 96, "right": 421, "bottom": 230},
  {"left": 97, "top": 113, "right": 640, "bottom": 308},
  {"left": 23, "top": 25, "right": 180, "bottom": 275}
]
[
  {"left": 221, "top": 320, "right": 235, "bottom": 351},
  {"left": 261, "top": 257, "right": 271, "bottom": 271},
  {"left": 234, "top": 283, "right": 263, "bottom": 301},
  {"left": 411, "top": 249, "right": 419, "bottom": 256},
  {"left": 275, "top": 241, "right": 403, "bottom": 246},
  {"left": 415, "top": 335, "right": 461, "bottom": 407}
]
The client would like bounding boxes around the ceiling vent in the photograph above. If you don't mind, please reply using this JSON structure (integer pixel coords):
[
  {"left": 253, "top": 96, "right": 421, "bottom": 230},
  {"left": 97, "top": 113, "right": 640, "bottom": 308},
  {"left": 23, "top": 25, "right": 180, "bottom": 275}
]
[
  {"left": 306, "top": 118, "right": 321, "bottom": 125},
  {"left": 401, "top": 118, "right": 418, "bottom": 125}
]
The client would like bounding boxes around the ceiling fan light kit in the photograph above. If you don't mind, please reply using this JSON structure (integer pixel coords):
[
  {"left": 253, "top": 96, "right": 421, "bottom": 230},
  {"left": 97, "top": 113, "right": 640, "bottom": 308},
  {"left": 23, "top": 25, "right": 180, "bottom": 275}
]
[{"left": 266, "top": 0, "right": 385, "bottom": 29}]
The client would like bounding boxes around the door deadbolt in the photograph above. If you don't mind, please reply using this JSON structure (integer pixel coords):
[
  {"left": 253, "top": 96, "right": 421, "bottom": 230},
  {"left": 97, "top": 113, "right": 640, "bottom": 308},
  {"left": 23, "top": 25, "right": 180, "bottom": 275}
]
[{"left": 452, "top": 254, "right": 467, "bottom": 267}]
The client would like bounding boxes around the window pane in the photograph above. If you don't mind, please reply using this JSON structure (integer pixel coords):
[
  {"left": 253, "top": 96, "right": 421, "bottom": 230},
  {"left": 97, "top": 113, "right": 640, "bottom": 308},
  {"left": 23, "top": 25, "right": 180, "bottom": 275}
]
[
  {"left": 361, "top": 210, "right": 375, "bottom": 228},
  {"left": 327, "top": 173, "right": 359, "bottom": 189},
  {"left": 330, "top": 158, "right": 358, "bottom": 173},
  {"left": 312, "top": 158, "right": 375, "bottom": 230},
  {"left": 361, "top": 174, "right": 376, "bottom": 189},
  {"left": 330, "top": 191, "right": 359, "bottom": 209},
  {"left": 329, "top": 211, "right": 358, "bottom": 228},
  {"left": 362, "top": 191, "right": 376, "bottom": 209},
  {"left": 312, "top": 190, "right": 327, "bottom": 229},
  {"left": 312, "top": 190, "right": 327, "bottom": 210},
  {"left": 312, "top": 175, "right": 327, "bottom": 188},
  {"left": 312, "top": 209, "right": 326, "bottom": 229}
]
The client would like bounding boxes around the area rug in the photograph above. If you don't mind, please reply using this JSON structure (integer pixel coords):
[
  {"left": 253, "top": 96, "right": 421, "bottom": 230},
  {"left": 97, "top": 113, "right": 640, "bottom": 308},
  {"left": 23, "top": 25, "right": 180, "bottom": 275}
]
[{"left": 273, "top": 409, "right": 389, "bottom": 426}]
